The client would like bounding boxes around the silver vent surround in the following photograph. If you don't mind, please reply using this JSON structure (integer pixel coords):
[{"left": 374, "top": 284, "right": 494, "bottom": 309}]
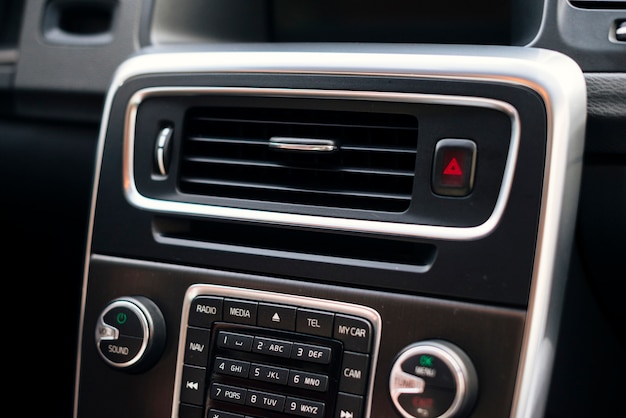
[{"left": 124, "top": 85, "right": 519, "bottom": 241}]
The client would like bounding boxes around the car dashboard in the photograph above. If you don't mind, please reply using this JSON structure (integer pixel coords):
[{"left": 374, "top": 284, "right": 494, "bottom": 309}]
[{"left": 2, "top": 1, "right": 625, "bottom": 418}]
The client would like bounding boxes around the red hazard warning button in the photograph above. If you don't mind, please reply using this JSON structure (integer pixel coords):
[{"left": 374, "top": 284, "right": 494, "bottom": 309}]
[{"left": 431, "top": 139, "right": 477, "bottom": 197}]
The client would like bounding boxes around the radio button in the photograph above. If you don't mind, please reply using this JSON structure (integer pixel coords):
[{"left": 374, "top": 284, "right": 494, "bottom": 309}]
[{"left": 188, "top": 296, "right": 223, "bottom": 328}]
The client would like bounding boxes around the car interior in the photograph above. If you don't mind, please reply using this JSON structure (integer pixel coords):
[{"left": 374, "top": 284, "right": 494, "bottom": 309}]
[{"left": 3, "top": 1, "right": 625, "bottom": 417}]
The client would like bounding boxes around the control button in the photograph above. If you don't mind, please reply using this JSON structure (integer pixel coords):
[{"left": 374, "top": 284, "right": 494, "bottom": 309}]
[
  {"left": 252, "top": 336, "right": 292, "bottom": 358},
  {"left": 288, "top": 370, "right": 329, "bottom": 392},
  {"left": 285, "top": 396, "right": 326, "bottom": 417},
  {"left": 401, "top": 352, "right": 455, "bottom": 390},
  {"left": 258, "top": 302, "right": 296, "bottom": 331},
  {"left": 296, "top": 308, "right": 334, "bottom": 337},
  {"left": 180, "top": 365, "right": 207, "bottom": 406},
  {"left": 339, "top": 352, "right": 370, "bottom": 395},
  {"left": 207, "top": 409, "right": 244, "bottom": 418},
  {"left": 184, "top": 326, "right": 212, "bottom": 367},
  {"left": 335, "top": 392, "right": 364, "bottom": 418},
  {"left": 334, "top": 314, "right": 372, "bottom": 353},
  {"left": 250, "top": 363, "right": 289, "bottom": 385},
  {"left": 210, "top": 382, "right": 247, "bottom": 405},
  {"left": 223, "top": 299, "right": 258, "bottom": 325},
  {"left": 398, "top": 387, "right": 456, "bottom": 418},
  {"left": 214, "top": 357, "right": 250, "bottom": 379},
  {"left": 431, "top": 138, "right": 477, "bottom": 197},
  {"left": 217, "top": 331, "right": 254, "bottom": 352},
  {"left": 389, "top": 340, "right": 478, "bottom": 418},
  {"left": 99, "top": 335, "right": 144, "bottom": 364},
  {"left": 188, "top": 296, "right": 223, "bottom": 328},
  {"left": 103, "top": 306, "right": 144, "bottom": 337},
  {"left": 245, "top": 389, "right": 286, "bottom": 412},
  {"left": 179, "top": 403, "right": 204, "bottom": 418},
  {"left": 95, "top": 296, "right": 166, "bottom": 371},
  {"left": 291, "top": 342, "right": 332, "bottom": 364},
  {"left": 391, "top": 370, "right": 426, "bottom": 394}
]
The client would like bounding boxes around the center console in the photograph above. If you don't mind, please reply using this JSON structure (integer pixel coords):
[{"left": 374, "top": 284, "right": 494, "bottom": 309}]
[{"left": 74, "top": 45, "right": 586, "bottom": 418}]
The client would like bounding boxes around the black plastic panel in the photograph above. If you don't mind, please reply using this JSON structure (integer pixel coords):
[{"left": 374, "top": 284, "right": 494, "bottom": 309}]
[
  {"left": 75, "top": 255, "right": 526, "bottom": 418},
  {"left": 91, "top": 72, "right": 546, "bottom": 307}
]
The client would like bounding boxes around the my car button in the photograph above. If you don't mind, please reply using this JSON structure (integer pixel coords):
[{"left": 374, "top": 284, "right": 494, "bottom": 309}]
[{"left": 431, "top": 138, "right": 477, "bottom": 197}]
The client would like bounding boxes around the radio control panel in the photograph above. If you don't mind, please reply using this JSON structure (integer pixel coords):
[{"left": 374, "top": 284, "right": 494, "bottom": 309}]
[{"left": 173, "top": 285, "right": 382, "bottom": 418}]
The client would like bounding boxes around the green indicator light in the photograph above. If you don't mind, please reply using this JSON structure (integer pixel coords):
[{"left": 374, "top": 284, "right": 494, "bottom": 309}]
[
  {"left": 419, "top": 355, "right": 434, "bottom": 367},
  {"left": 116, "top": 312, "right": 128, "bottom": 325}
]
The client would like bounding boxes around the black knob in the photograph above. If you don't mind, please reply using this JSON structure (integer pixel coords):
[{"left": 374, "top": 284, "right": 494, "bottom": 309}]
[
  {"left": 389, "top": 340, "right": 478, "bottom": 418},
  {"left": 95, "top": 296, "right": 166, "bottom": 372}
]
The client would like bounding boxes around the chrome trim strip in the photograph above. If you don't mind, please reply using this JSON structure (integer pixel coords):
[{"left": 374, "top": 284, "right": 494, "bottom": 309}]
[
  {"left": 269, "top": 137, "right": 338, "bottom": 152},
  {"left": 172, "top": 284, "right": 382, "bottom": 418},
  {"left": 124, "top": 86, "right": 520, "bottom": 241}
]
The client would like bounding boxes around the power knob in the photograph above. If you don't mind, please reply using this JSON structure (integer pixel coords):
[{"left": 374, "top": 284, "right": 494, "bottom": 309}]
[
  {"left": 389, "top": 340, "right": 478, "bottom": 418},
  {"left": 95, "top": 296, "right": 166, "bottom": 371}
]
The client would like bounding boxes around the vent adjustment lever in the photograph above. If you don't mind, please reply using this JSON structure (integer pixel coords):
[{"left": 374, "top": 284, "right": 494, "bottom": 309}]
[{"left": 154, "top": 126, "right": 173, "bottom": 176}]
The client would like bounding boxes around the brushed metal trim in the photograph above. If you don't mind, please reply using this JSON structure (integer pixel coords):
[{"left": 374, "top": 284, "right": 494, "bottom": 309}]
[
  {"left": 123, "top": 86, "right": 520, "bottom": 241},
  {"left": 171, "top": 284, "right": 382, "bottom": 418}
]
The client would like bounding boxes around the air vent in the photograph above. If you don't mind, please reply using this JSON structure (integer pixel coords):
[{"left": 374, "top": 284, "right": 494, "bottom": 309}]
[{"left": 178, "top": 106, "right": 418, "bottom": 212}]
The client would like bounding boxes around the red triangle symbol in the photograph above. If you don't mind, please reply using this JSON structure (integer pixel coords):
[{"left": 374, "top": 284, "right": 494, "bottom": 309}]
[{"left": 443, "top": 158, "right": 463, "bottom": 176}]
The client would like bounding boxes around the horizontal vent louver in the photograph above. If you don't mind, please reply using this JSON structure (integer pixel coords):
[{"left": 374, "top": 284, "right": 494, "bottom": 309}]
[{"left": 179, "top": 106, "right": 418, "bottom": 212}]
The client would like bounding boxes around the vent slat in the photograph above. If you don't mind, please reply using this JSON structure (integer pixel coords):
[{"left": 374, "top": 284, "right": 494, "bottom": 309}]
[
  {"left": 187, "top": 136, "right": 268, "bottom": 146},
  {"left": 179, "top": 106, "right": 418, "bottom": 212},
  {"left": 183, "top": 156, "right": 415, "bottom": 177},
  {"left": 180, "top": 176, "right": 411, "bottom": 201},
  {"left": 191, "top": 116, "right": 419, "bottom": 131}
]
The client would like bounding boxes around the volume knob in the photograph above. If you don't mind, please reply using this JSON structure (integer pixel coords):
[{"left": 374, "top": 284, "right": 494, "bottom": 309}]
[{"left": 95, "top": 296, "right": 166, "bottom": 371}]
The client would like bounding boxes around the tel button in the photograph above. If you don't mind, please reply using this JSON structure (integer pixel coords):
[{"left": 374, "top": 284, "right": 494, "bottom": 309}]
[{"left": 296, "top": 308, "right": 334, "bottom": 337}]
